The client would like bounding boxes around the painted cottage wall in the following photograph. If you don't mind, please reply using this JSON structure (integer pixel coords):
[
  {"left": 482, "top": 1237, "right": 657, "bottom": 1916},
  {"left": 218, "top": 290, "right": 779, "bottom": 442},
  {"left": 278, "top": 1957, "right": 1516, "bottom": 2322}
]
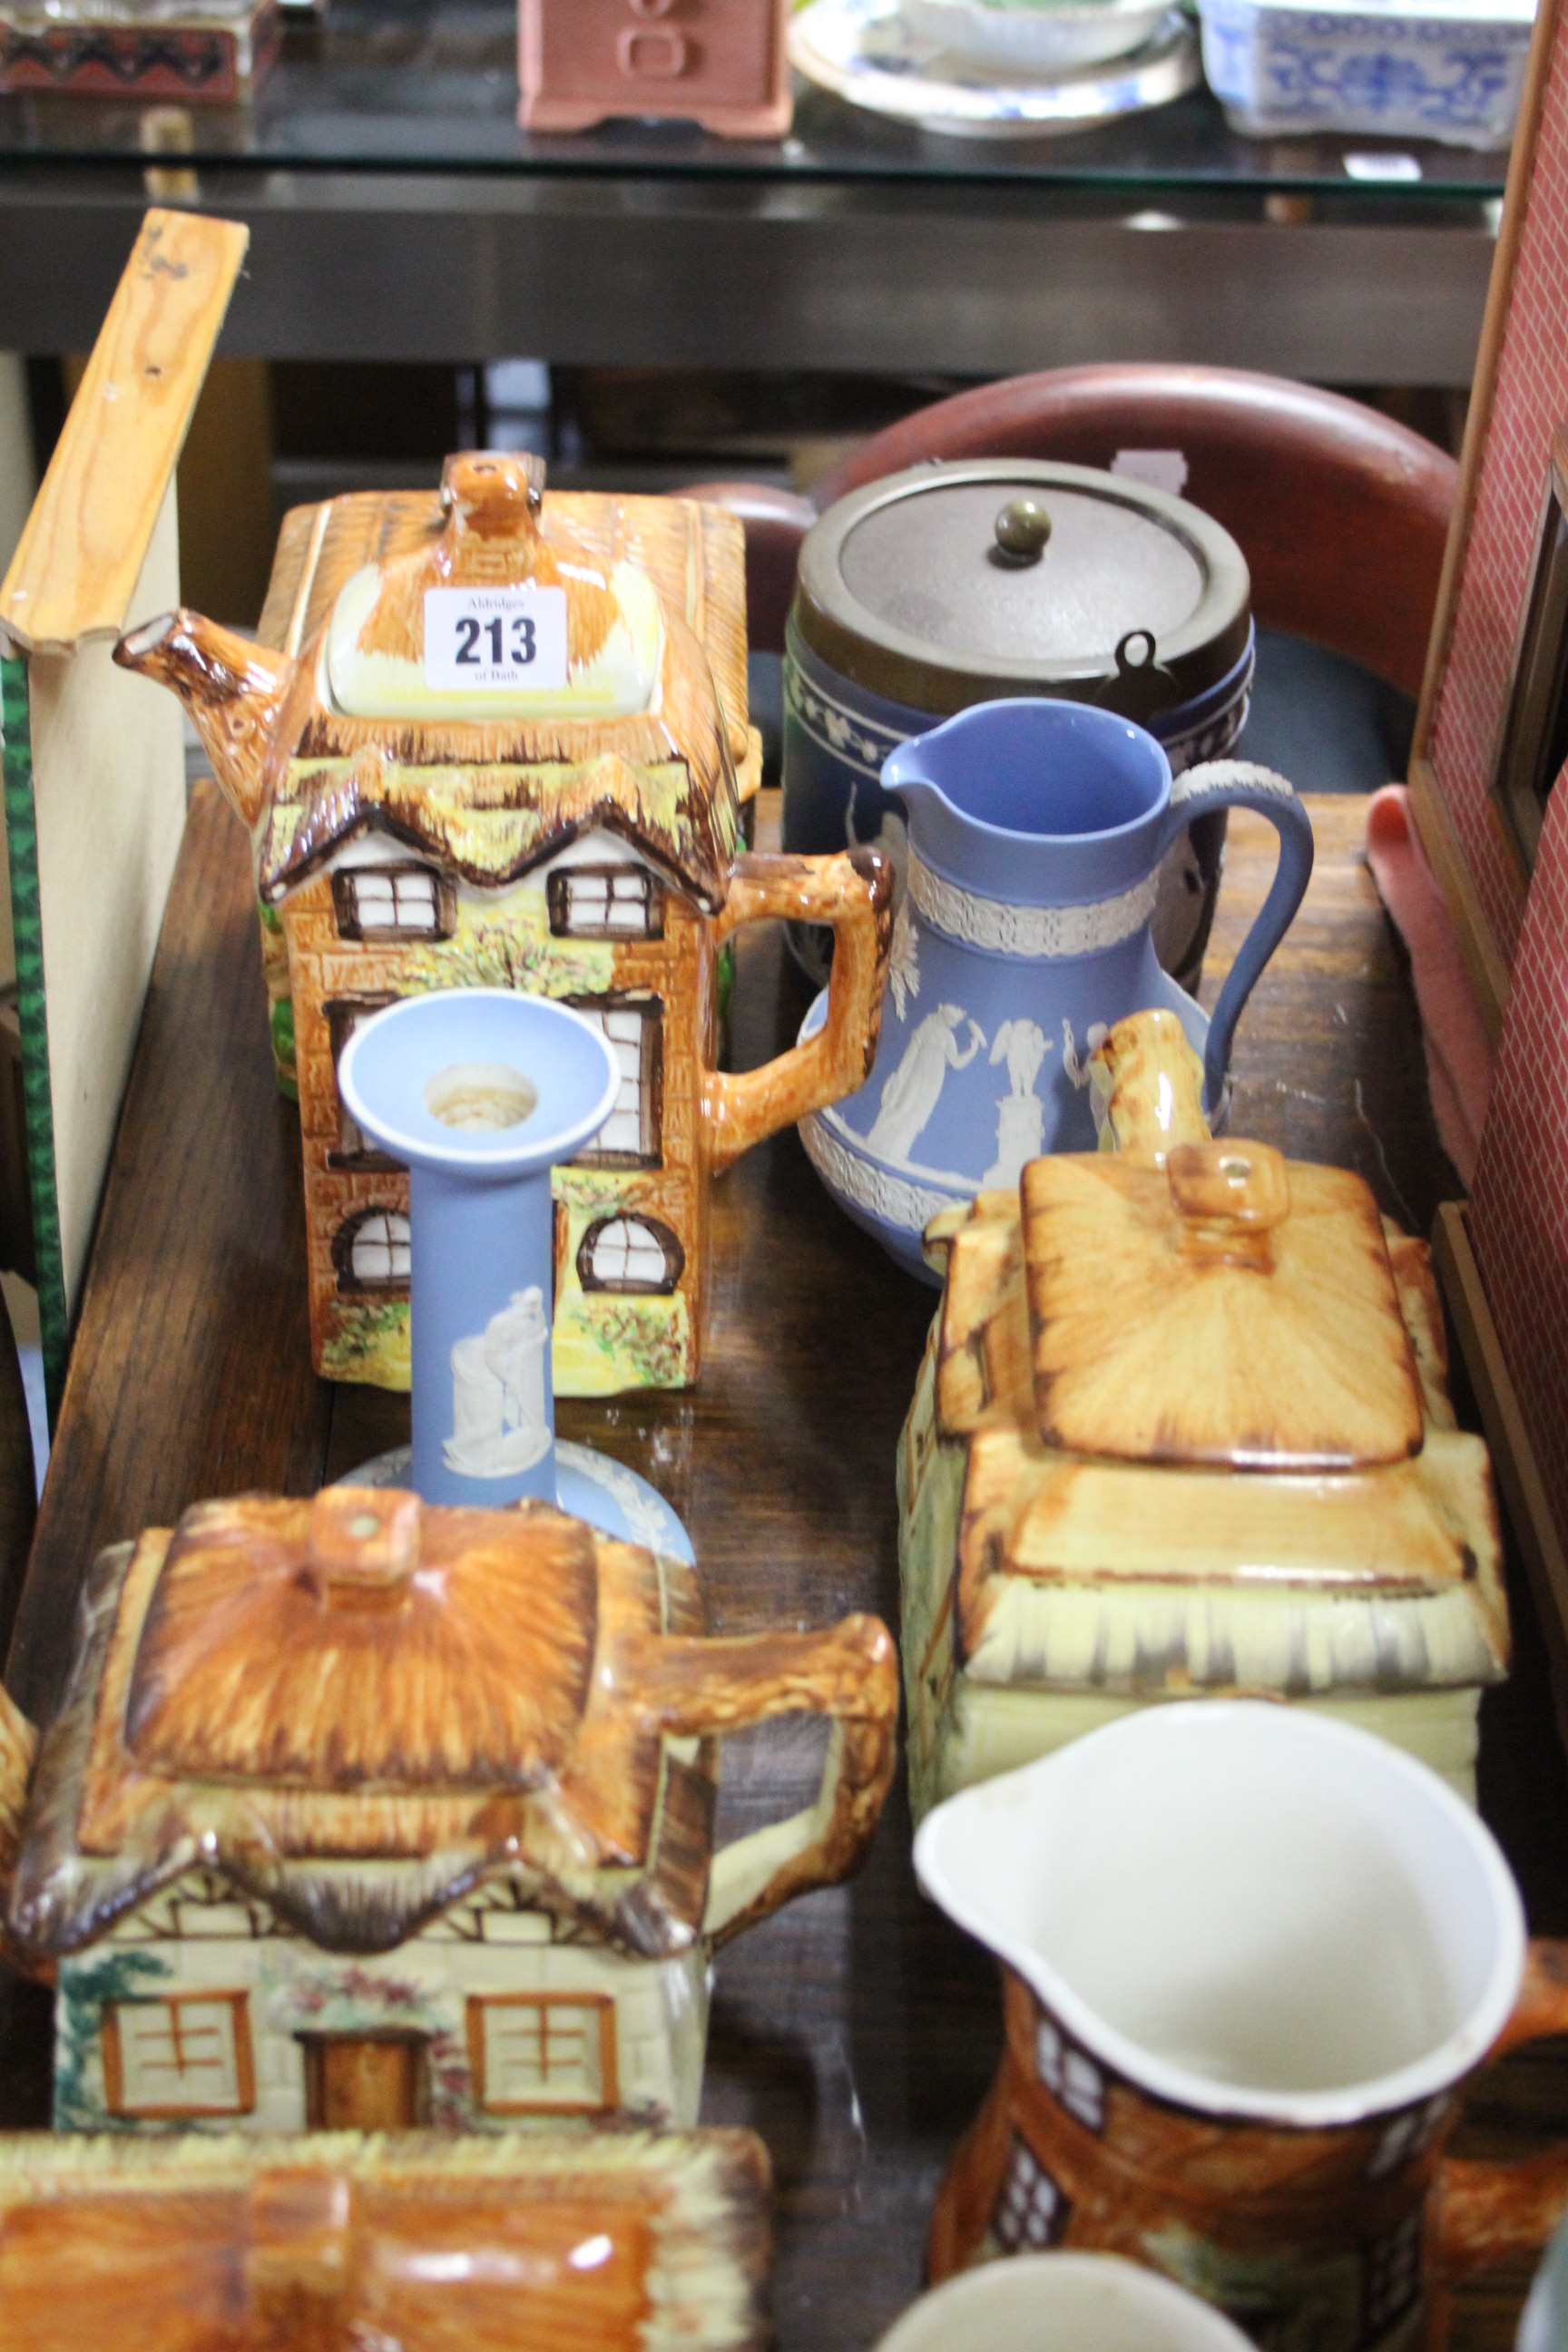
[
  {"left": 283, "top": 824, "right": 714, "bottom": 1394},
  {"left": 57, "top": 1874, "right": 709, "bottom": 2135}
]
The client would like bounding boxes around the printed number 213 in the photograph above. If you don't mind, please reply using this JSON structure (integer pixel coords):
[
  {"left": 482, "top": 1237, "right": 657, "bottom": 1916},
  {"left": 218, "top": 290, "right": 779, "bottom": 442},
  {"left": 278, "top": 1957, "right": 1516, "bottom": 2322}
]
[{"left": 455, "top": 614, "right": 537, "bottom": 665}]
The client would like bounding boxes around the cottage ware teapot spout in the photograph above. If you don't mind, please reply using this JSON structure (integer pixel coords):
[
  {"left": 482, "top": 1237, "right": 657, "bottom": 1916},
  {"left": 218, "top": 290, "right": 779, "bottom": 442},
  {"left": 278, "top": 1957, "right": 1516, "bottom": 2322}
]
[{"left": 114, "top": 608, "right": 299, "bottom": 832}]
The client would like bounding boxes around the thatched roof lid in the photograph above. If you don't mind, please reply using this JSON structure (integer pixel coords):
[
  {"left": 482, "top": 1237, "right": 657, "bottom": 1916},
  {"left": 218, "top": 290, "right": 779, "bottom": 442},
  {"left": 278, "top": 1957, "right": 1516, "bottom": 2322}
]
[
  {"left": 251, "top": 460, "right": 750, "bottom": 909},
  {"left": 10, "top": 1489, "right": 718, "bottom": 1960}
]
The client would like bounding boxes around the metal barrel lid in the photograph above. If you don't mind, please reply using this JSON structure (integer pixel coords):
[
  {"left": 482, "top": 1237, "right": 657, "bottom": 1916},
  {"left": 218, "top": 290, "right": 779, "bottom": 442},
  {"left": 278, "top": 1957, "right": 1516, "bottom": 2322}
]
[{"left": 791, "top": 457, "right": 1252, "bottom": 721}]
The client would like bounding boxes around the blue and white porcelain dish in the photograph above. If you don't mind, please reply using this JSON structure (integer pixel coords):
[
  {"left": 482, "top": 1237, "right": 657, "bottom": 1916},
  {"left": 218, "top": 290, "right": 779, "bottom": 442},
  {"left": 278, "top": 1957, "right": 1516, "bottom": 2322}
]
[
  {"left": 789, "top": 0, "right": 1201, "bottom": 133},
  {"left": 1197, "top": 0, "right": 1535, "bottom": 148},
  {"left": 798, "top": 700, "right": 1314, "bottom": 1279}
]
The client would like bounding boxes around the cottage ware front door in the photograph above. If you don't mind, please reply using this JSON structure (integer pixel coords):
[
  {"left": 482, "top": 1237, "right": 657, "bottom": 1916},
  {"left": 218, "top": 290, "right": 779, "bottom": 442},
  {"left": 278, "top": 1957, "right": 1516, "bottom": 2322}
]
[{"left": 301, "top": 2034, "right": 427, "bottom": 2130}]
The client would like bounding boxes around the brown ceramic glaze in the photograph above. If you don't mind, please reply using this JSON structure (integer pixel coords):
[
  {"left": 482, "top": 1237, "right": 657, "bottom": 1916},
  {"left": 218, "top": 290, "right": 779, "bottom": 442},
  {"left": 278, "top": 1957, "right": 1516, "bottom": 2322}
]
[
  {"left": 0, "top": 1488, "right": 897, "bottom": 2135},
  {"left": 930, "top": 1951, "right": 1568, "bottom": 2352},
  {"left": 1, "top": 1485, "right": 898, "bottom": 1963},
  {"left": 113, "top": 454, "right": 893, "bottom": 1396},
  {"left": 0, "top": 2126, "right": 772, "bottom": 2350}
]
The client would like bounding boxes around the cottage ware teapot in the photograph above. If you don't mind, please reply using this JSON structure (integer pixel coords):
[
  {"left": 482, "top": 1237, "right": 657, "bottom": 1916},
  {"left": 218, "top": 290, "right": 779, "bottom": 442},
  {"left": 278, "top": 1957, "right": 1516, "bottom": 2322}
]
[
  {"left": 915, "top": 1705, "right": 1568, "bottom": 2350},
  {"left": 113, "top": 453, "right": 893, "bottom": 1396},
  {"left": 799, "top": 698, "right": 1312, "bottom": 1277},
  {"left": 0, "top": 1484, "right": 897, "bottom": 2134}
]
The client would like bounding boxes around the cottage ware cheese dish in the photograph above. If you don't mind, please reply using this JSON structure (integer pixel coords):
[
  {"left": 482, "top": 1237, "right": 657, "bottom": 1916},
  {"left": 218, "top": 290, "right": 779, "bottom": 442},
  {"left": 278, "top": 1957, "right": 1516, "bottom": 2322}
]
[{"left": 897, "top": 1014, "right": 1509, "bottom": 1810}]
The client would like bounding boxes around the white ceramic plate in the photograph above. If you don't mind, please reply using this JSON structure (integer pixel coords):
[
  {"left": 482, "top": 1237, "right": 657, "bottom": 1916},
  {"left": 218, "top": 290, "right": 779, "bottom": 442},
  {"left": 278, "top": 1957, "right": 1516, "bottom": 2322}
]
[
  {"left": 903, "top": 0, "right": 1176, "bottom": 75},
  {"left": 789, "top": 0, "right": 1201, "bottom": 134}
]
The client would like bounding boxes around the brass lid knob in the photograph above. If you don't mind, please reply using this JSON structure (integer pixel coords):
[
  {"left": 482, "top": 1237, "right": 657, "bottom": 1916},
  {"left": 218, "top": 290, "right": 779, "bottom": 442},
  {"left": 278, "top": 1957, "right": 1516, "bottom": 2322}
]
[{"left": 993, "top": 496, "right": 1053, "bottom": 565}]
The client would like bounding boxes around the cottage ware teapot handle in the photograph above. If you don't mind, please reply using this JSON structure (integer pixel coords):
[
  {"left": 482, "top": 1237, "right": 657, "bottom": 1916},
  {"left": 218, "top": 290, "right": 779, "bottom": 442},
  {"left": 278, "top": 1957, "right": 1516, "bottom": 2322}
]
[
  {"left": 703, "top": 848, "right": 895, "bottom": 1177},
  {"left": 1154, "top": 762, "right": 1315, "bottom": 1123},
  {"left": 1436, "top": 1939, "right": 1568, "bottom": 2276},
  {"left": 632, "top": 1612, "right": 899, "bottom": 1946}
]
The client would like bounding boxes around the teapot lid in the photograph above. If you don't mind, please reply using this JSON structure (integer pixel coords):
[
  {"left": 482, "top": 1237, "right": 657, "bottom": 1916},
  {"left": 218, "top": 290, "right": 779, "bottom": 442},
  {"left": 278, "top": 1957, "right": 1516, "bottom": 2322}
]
[
  {"left": 324, "top": 451, "right": 669, "bottom": 725},
  {"left": 793, "top": 459, "right": 1250, "bottom": 720},
  {"left": 11, "top": 1488, "right": 722, "bottom": 1964},
  {"left": 1021, "top": 1142, "right": 1425, "bottom": 1472}
]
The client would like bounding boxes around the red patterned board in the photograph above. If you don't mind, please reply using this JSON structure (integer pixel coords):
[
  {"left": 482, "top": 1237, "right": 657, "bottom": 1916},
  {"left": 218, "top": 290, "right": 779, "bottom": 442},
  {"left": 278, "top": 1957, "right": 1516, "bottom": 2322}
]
[
  {"left": 1471, "top": 779, "right": 1568, "bottom": 1534},
  {"left": 1427, "top": 10, "right": 1568, "bottom": 971}
]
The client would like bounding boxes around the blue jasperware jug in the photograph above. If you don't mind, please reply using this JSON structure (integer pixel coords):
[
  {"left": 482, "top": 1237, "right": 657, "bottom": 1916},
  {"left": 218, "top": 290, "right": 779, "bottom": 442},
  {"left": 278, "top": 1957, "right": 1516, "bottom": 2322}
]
[{"left": 798, "top": 698, "right": 1313, "bottom": 1278}]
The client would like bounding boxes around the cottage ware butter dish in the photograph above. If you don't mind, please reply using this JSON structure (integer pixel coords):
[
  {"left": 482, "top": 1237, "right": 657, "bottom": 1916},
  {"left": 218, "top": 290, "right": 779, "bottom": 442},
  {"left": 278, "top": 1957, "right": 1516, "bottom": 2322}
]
[
  {"left": 0, "top": 1484, "right": 897, "bottom": 2132},
  {"left": 115, "top": 452, "right": 893, "bottom": 1397},
  {"left": 897, "top": 1061, "right": 1507, "bottom": 1811},
  {"left": 0, "top": 2128, "right": 773, "bottom": 2350}
]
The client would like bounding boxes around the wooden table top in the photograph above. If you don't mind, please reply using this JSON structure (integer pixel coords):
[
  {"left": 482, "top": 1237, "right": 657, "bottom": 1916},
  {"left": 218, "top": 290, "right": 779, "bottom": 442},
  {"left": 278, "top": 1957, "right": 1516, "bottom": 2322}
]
[{"left": 4, "top": 783, "right": 1566, "bottom": 2349}]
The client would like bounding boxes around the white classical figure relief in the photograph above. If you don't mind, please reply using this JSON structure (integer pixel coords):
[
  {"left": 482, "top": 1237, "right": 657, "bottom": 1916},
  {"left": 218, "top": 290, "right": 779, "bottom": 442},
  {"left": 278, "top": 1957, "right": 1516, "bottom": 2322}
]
[
  {"left": 887, "top": 897, "right": 920, "bottom": 1021},
  {"left": 982, "top": 1017, "right": 1052, "bottom": 1189},
  {"left": 446, "top": 1286, "right": 551, "bottom": 1477},
  {"left": 1062, "top": 1016, "right": 1109, "bottom": 1091},
  {"left": 866, "top": 1004, "right": 985, "bottom": 1164}
]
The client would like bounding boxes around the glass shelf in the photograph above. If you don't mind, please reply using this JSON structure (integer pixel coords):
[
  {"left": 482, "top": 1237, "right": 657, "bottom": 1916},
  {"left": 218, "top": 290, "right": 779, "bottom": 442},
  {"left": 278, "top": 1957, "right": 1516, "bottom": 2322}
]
[{"left": 0, "top": 0, "right": 1512, "bottom": 203}]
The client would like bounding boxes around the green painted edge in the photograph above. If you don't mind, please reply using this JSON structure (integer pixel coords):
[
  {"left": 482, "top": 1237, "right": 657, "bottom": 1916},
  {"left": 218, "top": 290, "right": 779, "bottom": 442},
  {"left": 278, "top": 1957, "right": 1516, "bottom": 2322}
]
[{"left": 0, "top": 654, "right": 67, "bottom": 1430}]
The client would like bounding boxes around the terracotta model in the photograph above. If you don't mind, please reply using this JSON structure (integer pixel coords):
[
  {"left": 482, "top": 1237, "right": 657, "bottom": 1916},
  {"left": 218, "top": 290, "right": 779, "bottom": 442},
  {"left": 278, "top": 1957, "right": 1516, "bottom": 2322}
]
[
  {"left": 519, "top": 0, "right": 791, "bottom": 137},
  {"left": 898, "top": 1015, "right": 1507, "bottom": 1814},
  {"left": 0, "top": 2126, "right": 772, "bottom": 2350},
  {"left": 0, "top": 1484, "right": 897, "bottom": 2133},
  {"left": 115, "top": 453, "right": 892, "bottom": 1395}
]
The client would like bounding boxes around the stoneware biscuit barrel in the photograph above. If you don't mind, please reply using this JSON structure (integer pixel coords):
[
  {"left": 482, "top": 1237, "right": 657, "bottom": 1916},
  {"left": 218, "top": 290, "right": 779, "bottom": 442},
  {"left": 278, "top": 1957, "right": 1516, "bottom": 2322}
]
[{"left": 781, "top": 457, "right": 1255, "bottom": 992}]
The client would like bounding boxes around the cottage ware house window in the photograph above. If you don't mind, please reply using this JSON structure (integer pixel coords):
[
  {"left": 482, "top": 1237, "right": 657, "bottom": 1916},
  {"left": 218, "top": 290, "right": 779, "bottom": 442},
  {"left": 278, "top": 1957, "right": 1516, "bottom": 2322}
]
[
  {"left": 332, "top": 863, "right": 456, "bottom": 941},
  {"left": 102, "top": 1994, "right": 254, "bottom": 2119},
  {"left": 333, "top": 1206, "right": 413, "bottom": 1291},
  {"left": 466, "top": 1994, "right": 617, "bottom": 2114},
  {"left": 570, "top": 1001, "right": 662, "bottom": 1165},
  {"left": 327, "top": 996, "right": 401, "bottom": 1166},
  {"left": 548, "top": 865, "right": 663, "bottom": 939},
  {"left": 578, "top": 1214, "right": 684, "bottom": 1295}
]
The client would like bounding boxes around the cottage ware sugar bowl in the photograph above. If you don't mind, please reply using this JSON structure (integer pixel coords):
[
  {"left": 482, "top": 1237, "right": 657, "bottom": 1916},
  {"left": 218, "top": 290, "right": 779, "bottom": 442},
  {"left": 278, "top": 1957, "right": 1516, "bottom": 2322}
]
[
  {"left": 898, "top": 1027, "right": 1507, "bottom": 1811},
  {"left": 781, "top": 457, "right": 1259, "bottom": 993},
  {"left": 916, "top": 1706, "right": 1568, "bottom": 2347},
  {"left": 114, "top": 452, "right": 893, "bottom": 1396},
  {"left": 799, "top": 700, "right": 1312, "bottom": 1276},
  {"left": 0, "top": 1484, "right": 897, "bottom": 2133}
]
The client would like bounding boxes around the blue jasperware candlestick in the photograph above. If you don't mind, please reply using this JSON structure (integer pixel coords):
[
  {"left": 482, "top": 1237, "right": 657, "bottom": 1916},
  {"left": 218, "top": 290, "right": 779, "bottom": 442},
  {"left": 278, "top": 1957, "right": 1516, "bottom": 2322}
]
[{"left": 338, "top": 987, "right": 693, "bottom": 1558}]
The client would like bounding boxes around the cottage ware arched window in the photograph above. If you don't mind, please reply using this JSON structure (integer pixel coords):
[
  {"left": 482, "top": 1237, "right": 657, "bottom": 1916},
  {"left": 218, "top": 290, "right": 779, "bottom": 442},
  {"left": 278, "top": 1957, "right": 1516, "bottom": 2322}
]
[
  {"left": 577, "top": 1214, "right": 684, "bottom": 1295},
  {"left": 333, "top": 1206, "right": 413, "bottom": 1291}
]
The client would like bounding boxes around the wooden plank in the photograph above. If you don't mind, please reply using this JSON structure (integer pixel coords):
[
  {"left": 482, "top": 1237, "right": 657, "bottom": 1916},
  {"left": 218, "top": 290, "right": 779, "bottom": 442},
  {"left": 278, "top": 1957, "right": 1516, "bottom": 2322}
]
[
  {"left": 5, "top": 781, "right": 331, "bottom": 1725},
  {"left": 0, "top": 209, "right": 249, "bottom": 658},
  {"left": 1433, "top": 1199, "right": 1568, "bottom": 1751}
]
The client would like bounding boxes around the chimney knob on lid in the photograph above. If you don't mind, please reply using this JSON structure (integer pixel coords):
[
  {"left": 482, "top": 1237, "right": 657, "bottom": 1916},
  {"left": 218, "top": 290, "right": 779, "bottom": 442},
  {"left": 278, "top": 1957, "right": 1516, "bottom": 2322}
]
[
  {"left": 305, "top": 1486, "right": 422, "bottom": 1605},
  {"left": 441, "top": 449, "right": 545, "bottom": 533},
  {"left": 1167, "top": 1139, "right": 1291, "bottom": 1268}
]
